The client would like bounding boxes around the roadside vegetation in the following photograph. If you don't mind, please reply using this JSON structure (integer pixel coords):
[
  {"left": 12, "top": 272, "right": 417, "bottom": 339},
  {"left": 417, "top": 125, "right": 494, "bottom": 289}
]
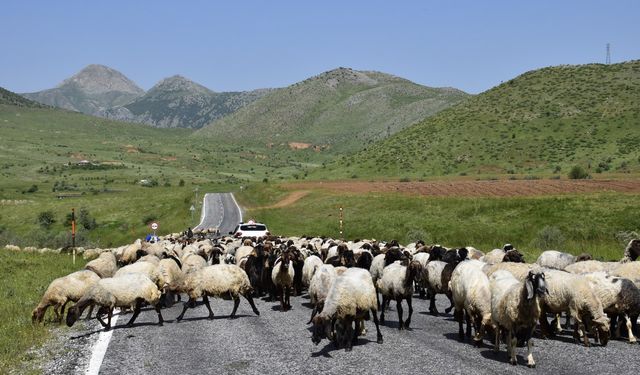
[
  {"left": 0, "top": 250, "right": 86, "bottom": 374},
  {"left": 238, "top": 184, "right": 640, "bottom": 261}
]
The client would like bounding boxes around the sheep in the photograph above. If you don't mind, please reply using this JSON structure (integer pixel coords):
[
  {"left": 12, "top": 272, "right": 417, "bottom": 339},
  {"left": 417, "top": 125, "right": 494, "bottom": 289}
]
[
  {"left": 302, "top": 255, "right": 324, "bottom": 287},
  {"left": 290, "top": 247, "right": 306, "bottom": 296},
  {"left": 450, "top": 259, "right": 493, "bottom": 345},
  {"left": 609, "top": 261, "right": 640, "bottom": 281},
  {"left": 490, "top": 268, "right": 547, "bottom": 367},
  {"left": 354, "top": 250, "right": 373, "bottom": 270},
  {"left": 483, "top": 262, "right": 533, "bottom": 281},
  {"left": 539, "top": 269, "right": 610, "bottom": 346},
  {"left": 308, "top": 264, "right": 338, "bottom": 323},
  {"left": 174, "top": 263, "right": 260, "bottom": 321},
  {"left": 137, "top": 254, "right": 161, "bottom": 265},
  {"left": 235, "top": 239, "right": 255, "bottom": 267},
  {"left": 620, "top": 239, "right": 640, "bottom": 262},
  {"left": 181, "top": 253, "right": 208, "bottom": 275},
  {"left": 481, "top": 249, "right": 506, "bottom": 265},
  {"left": 564, "top": 260, "right": 619, "bottom": 274},
  {"left": 425, "top": 247, "right": 468, "bottom": 315},
  {"left": 536, "top": 250, "right": 592, "bottom": 270},
  {"left": 114, "top": 260, "right": 160, "bottom": 286},
  {"left": 465, "top": 247, "right": 484, "bottom": 260},
  {"left": 84, "top": 251, "right": 118, "bottom": 278},
  {"left": 120, "top": 239, "right": 142, "bottom": 265},
  {"left": 157, "top": 256, "right": 183, "bottom": 307},
  {"left": 583, "top": 272, "right": 640, "bottom": 343},
  {"left": 32, "top": 270, "right": 100, "bottom": 323},
  {"left": 311, "top": 267, "right": 383, "bottom": 351},
  {"left": 66, "top": 273, "right": 164, "bottom": 330},
  {"left": 481, "top": 245, "right": 525, "bottom": 264},
  {"left": 272, "top": 250, "right": 295, "bottom": 311},
  {"left": 377, "top": 261, "right": 424, "bottom": 330}
]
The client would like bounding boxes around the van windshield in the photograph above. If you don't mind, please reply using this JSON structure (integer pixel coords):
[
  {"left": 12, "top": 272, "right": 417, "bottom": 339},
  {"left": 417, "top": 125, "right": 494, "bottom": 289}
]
[{"left": 240, "top": 224, "right": 266, "bottom": 231}]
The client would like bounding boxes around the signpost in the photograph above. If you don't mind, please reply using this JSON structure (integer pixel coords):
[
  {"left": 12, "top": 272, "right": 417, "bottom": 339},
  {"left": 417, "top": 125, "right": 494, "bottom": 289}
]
[
  {"left": 151, "top": 222, "right": 158, "bottom": 238},
  {"left": 189, "top": 205, "right": 196, "bottom": 223},
  {"left": 71, "top": 208, "right": 76, "bottom": 265},
  {"left": 339, "top": 206, "right": 343, "bottom": 239}
]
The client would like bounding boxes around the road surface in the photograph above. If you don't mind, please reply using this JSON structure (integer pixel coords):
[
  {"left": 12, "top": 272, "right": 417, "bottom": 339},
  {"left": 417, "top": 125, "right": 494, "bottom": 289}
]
[
  {"left": 45, "top": 194, "right": 639, "bottom": 374},
  {"left": 193, "top": 192, "right": 243, "bottom": 235}
]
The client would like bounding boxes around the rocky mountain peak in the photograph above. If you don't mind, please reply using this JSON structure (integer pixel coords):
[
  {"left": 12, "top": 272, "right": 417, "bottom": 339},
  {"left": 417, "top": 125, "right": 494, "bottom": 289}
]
[
  {"left": 150, "top": 75, "right": 214, "bottom": 95},
  {"left": 58, "top": 64, "right": 144, "bottom": 95}
]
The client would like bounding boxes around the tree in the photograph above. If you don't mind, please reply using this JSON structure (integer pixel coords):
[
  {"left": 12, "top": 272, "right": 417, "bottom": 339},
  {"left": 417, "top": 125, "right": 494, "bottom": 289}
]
[
  {"left": 568, "top": 165, "right": 589, "bottom": 179},
  {"left": 36, "top": 211, "right": 56, "bottom": 229}
]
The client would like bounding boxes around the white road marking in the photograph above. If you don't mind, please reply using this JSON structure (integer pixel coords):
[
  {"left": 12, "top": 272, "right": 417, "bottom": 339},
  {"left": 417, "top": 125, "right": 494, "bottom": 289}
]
[
  {"left": 230, "top": 193, "right": 243, "bottom": 223},
  {"left": 85, "top": 311, "right": 119, "bottom": 375}
]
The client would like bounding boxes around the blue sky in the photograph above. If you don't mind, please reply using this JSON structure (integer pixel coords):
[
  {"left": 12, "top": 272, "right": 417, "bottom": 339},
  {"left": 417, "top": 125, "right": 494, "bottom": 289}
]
[{"left": 1, "top": 1, "right": 638, "bottom": 94}]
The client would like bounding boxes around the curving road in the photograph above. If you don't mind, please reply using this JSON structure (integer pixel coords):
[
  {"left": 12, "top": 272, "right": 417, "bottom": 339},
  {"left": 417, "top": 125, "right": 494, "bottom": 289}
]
[
  {"left": 193, "top": 192, "right": 243, "bottom": 235},
  {"left": 47, "top": 194, "right": 638, "bottom": 374}
]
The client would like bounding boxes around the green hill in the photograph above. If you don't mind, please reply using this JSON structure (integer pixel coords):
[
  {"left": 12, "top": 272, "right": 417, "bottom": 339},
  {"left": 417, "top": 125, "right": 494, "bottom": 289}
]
[
  {"left": 0, "top": 87, "right": 47, "bottom": 108},
  {"left": 197, "top": 67, "right": 469, "bottom": 153},
  {"left": 101, "top": 75, "right": 273, "bottom": 129},
  {"left": 319, "top": 60, "right": 640, "bottom": 179}
]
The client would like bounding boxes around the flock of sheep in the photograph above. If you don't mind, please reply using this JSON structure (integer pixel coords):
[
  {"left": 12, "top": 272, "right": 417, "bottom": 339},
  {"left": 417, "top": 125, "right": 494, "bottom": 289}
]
[{"left": 32, "top": 234, "right": 640, "bottom": 368}]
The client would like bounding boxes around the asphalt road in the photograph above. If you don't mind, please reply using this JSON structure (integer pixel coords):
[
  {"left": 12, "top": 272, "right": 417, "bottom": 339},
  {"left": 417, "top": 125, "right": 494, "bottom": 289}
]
[
  {"left": 193, "top": 192, "right": 243, "bottom": 235},
  {"left": 51, "top": 194, "right": 639, "bottom": 374}
]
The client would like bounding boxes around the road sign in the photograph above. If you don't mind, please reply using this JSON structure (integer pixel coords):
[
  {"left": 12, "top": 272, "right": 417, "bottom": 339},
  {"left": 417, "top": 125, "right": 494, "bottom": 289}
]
[{"left": 151, "top": 222, "right": 158, "bottom": 230}]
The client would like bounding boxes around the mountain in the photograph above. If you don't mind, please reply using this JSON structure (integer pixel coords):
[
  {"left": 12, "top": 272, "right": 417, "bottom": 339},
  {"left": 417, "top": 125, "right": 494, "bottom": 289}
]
[
  {"left": 99, "top": 75, "right": 274, "bottom": 129},
  {"left": 197, "top": 67, "right": 470, "bottom": 152},
  {"left": 22, "top": 64, "right": 144, "bottom": 114},
  {"left": 0, "top": 87, "right": 47, "bottom": 108},
  {"left": 319, "top": 60, "right": 640, "bottom": 178}
]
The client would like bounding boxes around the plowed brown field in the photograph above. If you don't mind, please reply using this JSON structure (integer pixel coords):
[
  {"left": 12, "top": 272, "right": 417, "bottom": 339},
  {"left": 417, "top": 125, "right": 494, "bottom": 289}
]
[{"left": 283, "top": 179, "right": 640, "bottom": 197}]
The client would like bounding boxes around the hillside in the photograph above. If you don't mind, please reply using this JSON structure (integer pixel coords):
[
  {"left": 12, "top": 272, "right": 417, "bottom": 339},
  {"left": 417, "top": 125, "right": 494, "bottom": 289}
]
[
  {"left": 0, "top": 87, "right": 47, "bottom": 108},
  {"left": 22, "top": 64, "right": 144, "bottom": 114},
  {"left": 319, "top": 60, "right": 640, "bottom": 178},
  {"left": 100, "top": 75, "right": 274, "bottom": 129},
  {"left": 197, "top": 67, "right": 470, "bottom": 153}
]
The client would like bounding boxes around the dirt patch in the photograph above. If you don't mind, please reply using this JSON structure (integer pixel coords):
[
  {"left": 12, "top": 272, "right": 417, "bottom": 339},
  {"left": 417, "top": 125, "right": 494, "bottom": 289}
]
[
  {"left": 254, "top": 191, "right": 311, "bottom": 209},
  {"left": 123, "top": 145, "right": 140, "bottom": 153},
  {"left": 288, "top": 142, "right": 312, "bottom": 150},
  {"left": 161, "top": 156, "right": 177, "bottom": 161},
  {"left": 281, "top": 179, "right": 640, "bottom": 197}
]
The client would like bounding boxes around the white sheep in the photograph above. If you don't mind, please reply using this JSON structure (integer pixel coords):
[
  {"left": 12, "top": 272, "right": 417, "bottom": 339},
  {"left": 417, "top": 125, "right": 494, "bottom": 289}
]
[
  {"left": 583, "top": 271, "right": 640, "bottom": 343},
  {"left": 302, "top": 255, "right": 323, "bottom": 287},
  {"left": 157, "top": 257, "right": 184, "bottom": 307},
  {"left": 84, "top": 251, "right": 118, "bottom": 278},
  {"left": 490, "top": 268, "right": 547, "bottom": 367},
  {"left": 311, "top": 267, "right": 383, "bottom": 351},
  {"left": 536, "top": 250, "right": 591, "bottom": 270},
  {"left": 174, "top": 264, "right": 260, "bottom": 321},
  {"left": 120, "top": 239, "right": 142, "bottom": 265},
  {"left": 609, "top": 261, "right": 640, "bottom": 281},
  {"left": 377, "top": 261, "right": 424, "bottom": 330},
  {"left": 483, "top": 262, "right": 533, "bottom": 281},
  {"left": 32, "top": 270, "right": 100, "bottom": 323},
  {"left": 540, "top": 269, "right": 610, "bottom": 346},
  {"left": 181, "top": 253, "right": 208, "bottom": 275},
  {"left": 114, "top": 260, "right": 160, "bottom": 286},
  {"left": 450, "top": 259, "right": 493, "bottom": 345},
  {"left": 308, "top": 264, "right": 338, "bottom": 323},
  {"left": 66, "top": 273, "right": 164, "bottom": 330},
  {"left": 480, "top": 249, "right": 506, "bottom": 265},
  {"left": 271, "top": 251, "right": 295, "bottom": 311},
  {"left": 564, "top": 260, "right": 618, "bottom": 274}
]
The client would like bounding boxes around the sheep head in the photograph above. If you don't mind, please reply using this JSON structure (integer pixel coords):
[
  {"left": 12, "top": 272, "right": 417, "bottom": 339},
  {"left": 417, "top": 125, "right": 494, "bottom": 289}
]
[
  {"left": 592, "top": 316, "right": 610, "bottom": 346},
  {"left": 525, "top": 270, "right": 547, "bottom": 300},
  {"left": 31, "top": 307, "right": 45, "bottom": 324},
  {"left": 503, "top": 249, "right": 525, "bottom": 263},
  {"left": 66, "top": 305, "right": 81, "bottom": 327},
  {"left": 311, "top": 315, "right": 335, "bottom": 345}
]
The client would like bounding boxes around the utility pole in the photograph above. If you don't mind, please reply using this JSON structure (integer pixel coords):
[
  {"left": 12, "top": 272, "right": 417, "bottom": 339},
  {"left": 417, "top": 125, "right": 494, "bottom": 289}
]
[
  {"left": 339, "top": 206, "right": 344, "bottom": 239},
  {"left": 606, "top": 43, "right": 611, "bottom": 65},
  {"left": 71, "top": 208, "right": 76, "bottom": 265}
]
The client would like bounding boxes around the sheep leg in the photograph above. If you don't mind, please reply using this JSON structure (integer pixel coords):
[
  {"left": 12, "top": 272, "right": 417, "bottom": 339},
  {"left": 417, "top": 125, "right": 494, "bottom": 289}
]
[
  {"left": 538, "top": 309, "right": 553, "bottom": 338},
  {"left": 53, "top": 304, "right": 61, "bottom": 322},
  {"left": 465, "top": 310, "right": 472, "bottom": 338},
  {"left": 202, "top": 295, "right": 215, "bottom": 319},
  {"left": 230, "top": 297, "right": 240, "bottom": 319},
  {"left": 396, "top": 297, "right": 404, "bottom": 330},
  {"left": 405, "top": 295, "right": 413, "bottom": 329},
  {"left": 84, "top": 304, "right": 95, "bottom": 320},
  {"left": 104, "top": 308, "right": 113, "bottom": 331},
  {"left": 455, "top": 308, "right": 464, "bottom": 341},
  {"left": 285, "top": 286, "right": 291, "bottom": 311},
  {"left": 625, "top": 314, "right": 637, "bottom": 344},
  {"left": 526, "top": 334, "right": 536, "bottom": 368},
  {"left": 444, "top": 293, "right": 454, "bottom": 314},
  {"left": 126, "top": 299, "right": 143, "bottom": 327},
  {"left": 379, "top": 296, "right": 387, "bottom": 323},
  {"left": 176, "top": 297, "right": 196, "bottom": 322},
  {"left": 344, "top": 316, "right": 354, "bottom": 352},
  {"left": 493, "top": 326, "right": 500, "bottom": 353},
  {"left": 370, "top": 308, "right": 384, "bottom": 344},
  {"left": 555, "top": 313, "right": 562, "bottom": 332},
  {"left": 508, "top": 330, "right": 517, "bottom": 365},
  {"left": 428, "top": 294, "right": 439, "bottom": 316},
  {"left": 242, "top": 293, "right": 260, "bottom": 316},
  {"left": 58, "top": 301, "right": 70, "bottom": 324},
  {"left": 154, "top": 304, "right": 164, "bottom": 326}
]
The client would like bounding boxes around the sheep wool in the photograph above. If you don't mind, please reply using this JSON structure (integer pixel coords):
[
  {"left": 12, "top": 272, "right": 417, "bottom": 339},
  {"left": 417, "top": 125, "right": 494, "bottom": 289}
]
[
  {"left": 450, "top": 260, "right": 492, "bottom": 344},
  {"left": 85, "top": 251, "right": 118, "bottom": 278},
  {"left": 536, "top": 250, "right": 577, "bottom": 270},
  {"left": 302, "top": 255, "right": 324, "bottom": 287},
  {"left": 32, "top": 270, "right": 100, "bottom": 323}
]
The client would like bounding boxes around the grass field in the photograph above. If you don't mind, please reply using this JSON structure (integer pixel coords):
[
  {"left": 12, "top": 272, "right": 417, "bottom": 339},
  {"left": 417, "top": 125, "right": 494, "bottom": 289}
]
[
  {"left": 0, "top": 250, "right": 86, "bottom": 374},
  {"left": 237, "top": 183, "right": 640, "bottom": 261}
]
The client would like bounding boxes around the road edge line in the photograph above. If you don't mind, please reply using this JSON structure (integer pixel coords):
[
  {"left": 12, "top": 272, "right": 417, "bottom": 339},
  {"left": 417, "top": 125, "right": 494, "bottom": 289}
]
[
  {"left": 85, "top": 311, "right": 119, "bottom": 375},
  {"left": 230, "top": 192, "right": 243, "bottom": 223}
]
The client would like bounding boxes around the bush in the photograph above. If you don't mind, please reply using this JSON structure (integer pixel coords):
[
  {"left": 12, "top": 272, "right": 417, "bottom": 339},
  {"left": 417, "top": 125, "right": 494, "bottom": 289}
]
[
  {"left": 179, "top": 179, "right": 185, "bottom": 187},
  {"left": 568, "top": 165, "right": 589, "bottom": 179},
  {"left": 36, "top": 211, "right": 56, "bottom": 229},
  {"left": 26, "top": 184, "right": 38, "bottom": 193},
  {"left": 531, "top": 226, "right": 566, "bottom": 250}
]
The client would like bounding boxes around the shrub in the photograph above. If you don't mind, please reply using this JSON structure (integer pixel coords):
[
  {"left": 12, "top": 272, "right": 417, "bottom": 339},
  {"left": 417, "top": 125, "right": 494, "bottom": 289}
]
[
  {"left": 179, "top": 179, "right": 185, "bottom": 187},
  {"left": 36, "top": 211, "right": 56, "bottom": 229},
  {"left": 568, "top": 165, "right": 589, "bottom": 179},
  {"left": 531, "top": 226, "right": 566, "bottom": 250},
  {"left": 26, "top": 185, "right": 38, "bottom": 193}
]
